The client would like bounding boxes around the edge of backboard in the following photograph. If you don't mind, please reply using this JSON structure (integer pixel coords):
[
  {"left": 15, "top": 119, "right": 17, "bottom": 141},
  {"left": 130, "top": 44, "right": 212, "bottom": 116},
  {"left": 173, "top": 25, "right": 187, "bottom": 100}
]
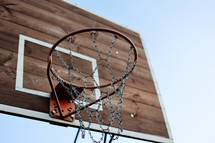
[
  {"left": 61, "top": 0, "right": 140, "bottom": 35},
  {"left": 0, "top": 104, "right": 173, "bottom": 143},
  {"left": 140, "top": 35, "right": 174, "bottom": 142}
]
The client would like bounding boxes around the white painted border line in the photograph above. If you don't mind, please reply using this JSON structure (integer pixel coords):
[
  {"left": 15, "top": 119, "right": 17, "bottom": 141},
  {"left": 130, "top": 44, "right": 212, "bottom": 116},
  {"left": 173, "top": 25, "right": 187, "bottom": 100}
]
[
  {"left": 15, "top": 34, "right": 101, "bottom": 110},
  {"left": 0, "top": 104, "right": 173, "bottom": 143},
  {"left": 140, "top": 34, "right": 174, "bottom": 142}
]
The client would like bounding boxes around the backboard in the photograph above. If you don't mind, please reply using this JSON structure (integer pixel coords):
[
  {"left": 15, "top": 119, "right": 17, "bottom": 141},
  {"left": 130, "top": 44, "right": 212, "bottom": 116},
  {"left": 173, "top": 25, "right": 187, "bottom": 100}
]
[{"left": 0, "top": 0, "right": 173, "bottom": 142}]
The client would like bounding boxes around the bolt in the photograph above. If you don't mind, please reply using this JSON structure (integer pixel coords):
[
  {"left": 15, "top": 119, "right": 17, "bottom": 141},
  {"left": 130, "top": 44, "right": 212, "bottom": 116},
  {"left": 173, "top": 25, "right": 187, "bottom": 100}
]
[
  {"left": 69, "top": 100, "right": 73, "bottom": 103},
  {"left": 51, "top": 110, "right": 56, "bottom": 116},
  {"left": 130, "top": 113, "right": 135, "bottom": 118},
  {"left": 71, "top": 114, "right": 74, "bottom": 120}
]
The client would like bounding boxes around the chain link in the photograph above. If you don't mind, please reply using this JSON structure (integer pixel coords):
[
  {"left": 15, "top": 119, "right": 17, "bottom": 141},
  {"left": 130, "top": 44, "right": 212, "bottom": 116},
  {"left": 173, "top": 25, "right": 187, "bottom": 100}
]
[{"left": 51, "top": 31, "right": 135, "bottom": 143}]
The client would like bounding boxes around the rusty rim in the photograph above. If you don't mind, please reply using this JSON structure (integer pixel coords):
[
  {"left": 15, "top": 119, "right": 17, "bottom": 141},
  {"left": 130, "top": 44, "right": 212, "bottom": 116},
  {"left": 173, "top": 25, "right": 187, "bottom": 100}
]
[{"left": 47, "top": 27, "right": 138, "bottom": 89}]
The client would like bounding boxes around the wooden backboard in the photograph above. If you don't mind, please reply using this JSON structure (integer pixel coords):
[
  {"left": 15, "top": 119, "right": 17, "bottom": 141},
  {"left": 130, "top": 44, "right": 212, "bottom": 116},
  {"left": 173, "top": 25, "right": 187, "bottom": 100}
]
[{"left": 0, "top": 0, "right": 173, "bottom": 142}]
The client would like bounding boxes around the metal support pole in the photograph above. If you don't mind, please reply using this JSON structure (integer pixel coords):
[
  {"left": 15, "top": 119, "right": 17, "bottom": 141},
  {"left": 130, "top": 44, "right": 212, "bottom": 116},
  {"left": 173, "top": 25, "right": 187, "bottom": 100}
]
[
  {"left": 104, "top": 133, "right": 107, "bottom": 143},
  {"left": 74, "top": 128, "right": 80, "bottom": 143},
  {"left": 109, "top": 135, "right": 115, "bottom": 143}
]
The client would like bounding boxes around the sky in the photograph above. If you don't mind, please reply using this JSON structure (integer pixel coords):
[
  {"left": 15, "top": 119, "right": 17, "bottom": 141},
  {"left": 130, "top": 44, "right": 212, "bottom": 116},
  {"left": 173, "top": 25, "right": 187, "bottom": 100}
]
[{"left": 1, "top": 0, "right": 215, "bottom": 143}]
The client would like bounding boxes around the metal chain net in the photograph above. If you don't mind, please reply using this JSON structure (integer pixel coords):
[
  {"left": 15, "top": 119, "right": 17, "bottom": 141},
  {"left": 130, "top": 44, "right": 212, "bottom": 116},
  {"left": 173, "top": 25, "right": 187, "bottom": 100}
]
[{"left": 51, "top": 32, "right": 136, "bottom": 143}]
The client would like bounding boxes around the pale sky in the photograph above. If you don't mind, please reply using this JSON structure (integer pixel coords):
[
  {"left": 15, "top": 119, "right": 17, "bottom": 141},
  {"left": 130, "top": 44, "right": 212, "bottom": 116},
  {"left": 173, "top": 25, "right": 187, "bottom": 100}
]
[{"left": 1, "top": 0, "right": 215, "bottom": 143}]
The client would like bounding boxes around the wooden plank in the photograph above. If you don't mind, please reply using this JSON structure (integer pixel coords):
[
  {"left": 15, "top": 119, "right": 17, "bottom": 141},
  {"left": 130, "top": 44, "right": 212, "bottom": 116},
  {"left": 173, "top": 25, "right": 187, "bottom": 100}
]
[
  {"left": 80, "top": 109, "right": 168, "bottom": 138},
  {"left": 0, "top": 31, "right": 18, "bottom": 45},
  {"left": 0, "top": 4, "right": 65, "bottom": 38},
  {"left": 124, "top": 88, "right": 161, "bottom": 108},
  {"left": 0, "top": 18, "right": 60, "bottom": 43},
  {"left": 120, "top": 114, "right": 168, "bottom": 137},
  {"left": 101, "top": 98, "right": 165, "bottom": 123},
  {"left": 0, "top": 84, "right": 48, "bottom": 113}
]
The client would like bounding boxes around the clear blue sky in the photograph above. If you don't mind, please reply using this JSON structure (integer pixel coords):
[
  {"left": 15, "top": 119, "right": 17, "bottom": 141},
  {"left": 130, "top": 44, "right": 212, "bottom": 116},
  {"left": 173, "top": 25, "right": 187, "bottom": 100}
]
[{"left": 1, "top": 0, "right": 215, "bottom": 143}]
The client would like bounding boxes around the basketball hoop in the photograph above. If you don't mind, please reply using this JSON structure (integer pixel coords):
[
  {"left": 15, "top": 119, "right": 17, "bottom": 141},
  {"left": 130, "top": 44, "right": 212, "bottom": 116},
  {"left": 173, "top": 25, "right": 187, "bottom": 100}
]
[{"left": 47, "top": 27, "right": 138, "bottom": 142}]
